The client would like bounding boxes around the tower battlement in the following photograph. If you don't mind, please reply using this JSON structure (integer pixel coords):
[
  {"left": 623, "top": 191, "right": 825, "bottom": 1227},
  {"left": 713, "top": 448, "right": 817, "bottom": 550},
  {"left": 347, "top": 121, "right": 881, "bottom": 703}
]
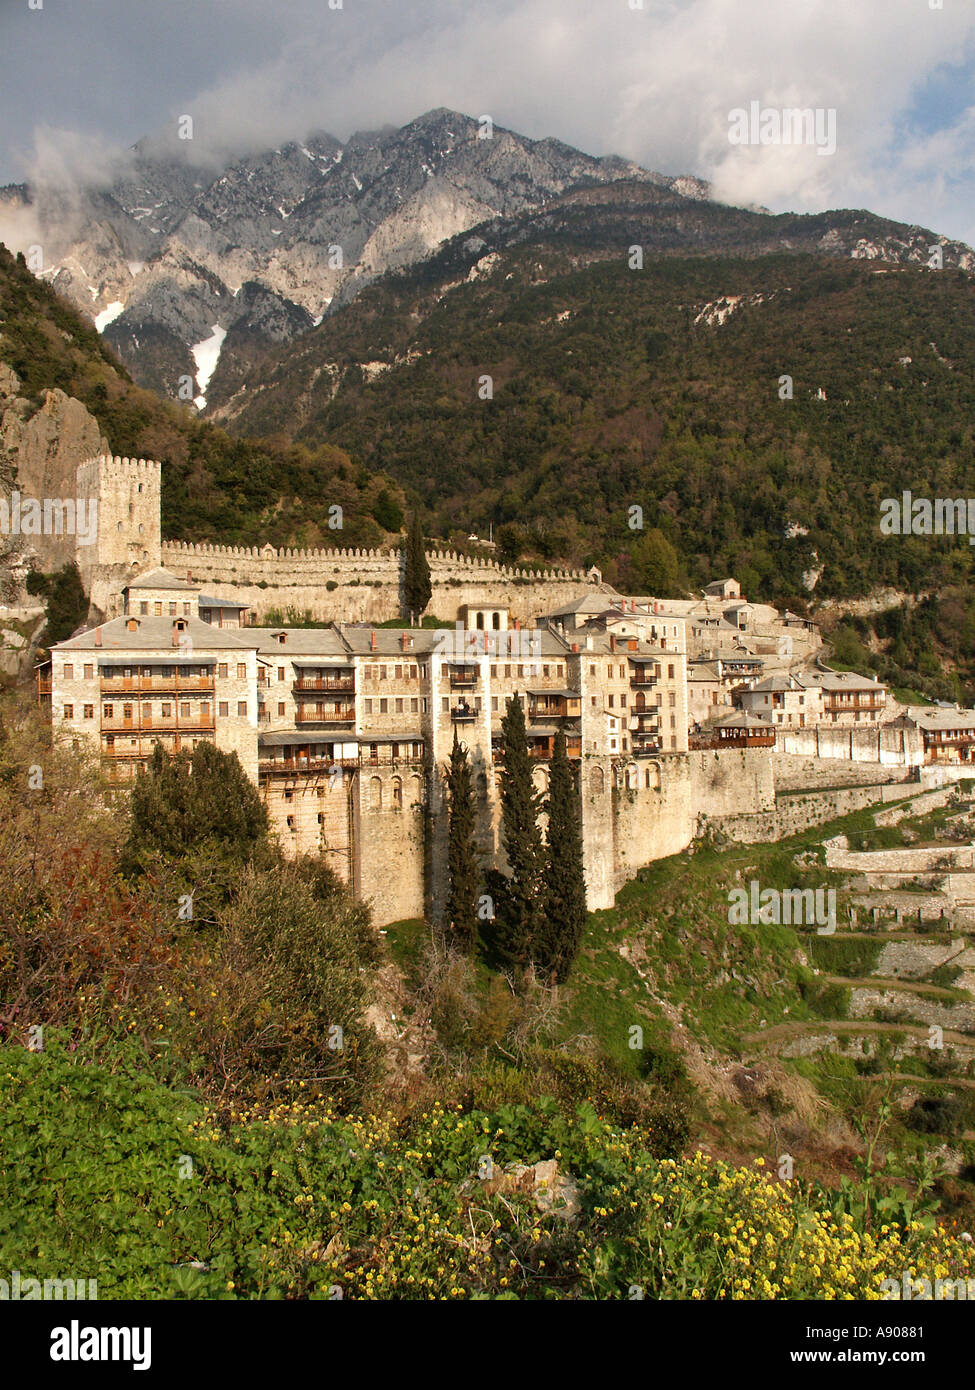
[{"left": 75, "top": 454, "right": 163, "bottom": 615}]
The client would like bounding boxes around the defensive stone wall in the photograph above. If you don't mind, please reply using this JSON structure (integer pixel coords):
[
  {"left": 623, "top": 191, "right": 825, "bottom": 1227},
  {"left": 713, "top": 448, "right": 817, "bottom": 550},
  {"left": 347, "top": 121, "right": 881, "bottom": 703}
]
[
  {"left": 773, "top": 752, "right": 918, "bottom": 791},
  {"left": 778, "top": 724, "right": 922, "bottom": 767},
  {"left": 708, "top": 779, "right": 918, "bottom": 844},
  {"left": 161, "top": 540, "right": 591, "bottom": 625}
]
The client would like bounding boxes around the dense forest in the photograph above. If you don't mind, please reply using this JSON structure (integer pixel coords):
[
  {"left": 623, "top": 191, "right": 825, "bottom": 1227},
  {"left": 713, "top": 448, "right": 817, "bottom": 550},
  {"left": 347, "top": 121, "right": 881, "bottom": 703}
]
[{"left": 218, "top": 222, "right": 975, "bottom": 604}]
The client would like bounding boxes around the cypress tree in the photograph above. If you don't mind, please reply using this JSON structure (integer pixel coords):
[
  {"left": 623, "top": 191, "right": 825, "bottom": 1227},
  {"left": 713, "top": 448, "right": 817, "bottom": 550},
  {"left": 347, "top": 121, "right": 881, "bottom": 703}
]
[
  {"left": 534, "top": 730, "right": 587, "bottom": 984},
  {"left": 490, "top": 694, "right": 544, "bottom": 969},
  {"left": 443, "top": 728, "right": 480, "bottom": 951},
  {"left": 403, "top": 512, "right": 432, "bottom": 625}
]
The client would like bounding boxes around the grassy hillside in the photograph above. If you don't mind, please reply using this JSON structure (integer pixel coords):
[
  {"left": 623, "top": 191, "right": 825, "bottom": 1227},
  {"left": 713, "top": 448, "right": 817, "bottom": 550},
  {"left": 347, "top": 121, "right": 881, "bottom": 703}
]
[{"left": 0, "top": 243, "right": 403, "bottom": 550}]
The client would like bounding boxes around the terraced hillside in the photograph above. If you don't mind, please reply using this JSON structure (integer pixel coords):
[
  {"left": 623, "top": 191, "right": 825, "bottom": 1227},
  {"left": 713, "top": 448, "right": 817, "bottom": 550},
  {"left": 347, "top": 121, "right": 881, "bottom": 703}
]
[{"left": 510, "top": 785, "right": 975, "bottom": 1217}]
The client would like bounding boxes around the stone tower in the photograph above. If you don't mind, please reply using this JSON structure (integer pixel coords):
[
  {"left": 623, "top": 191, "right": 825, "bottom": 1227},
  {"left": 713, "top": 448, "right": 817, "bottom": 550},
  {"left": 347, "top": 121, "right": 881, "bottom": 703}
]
[{"left": 75, "top": 454, "right": 162, "bottom": 619}]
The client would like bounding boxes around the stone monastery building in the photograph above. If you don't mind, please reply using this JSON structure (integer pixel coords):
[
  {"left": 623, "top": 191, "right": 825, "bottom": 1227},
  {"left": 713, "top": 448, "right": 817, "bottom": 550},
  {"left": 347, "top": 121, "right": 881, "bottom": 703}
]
[{"left": 36, "top": 453, "right": 831, "bottom": 926}]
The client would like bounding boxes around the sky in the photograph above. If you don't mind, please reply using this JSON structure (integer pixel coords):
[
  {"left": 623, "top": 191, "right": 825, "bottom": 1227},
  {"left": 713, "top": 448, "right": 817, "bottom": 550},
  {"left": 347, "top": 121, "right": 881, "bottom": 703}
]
[{"left": 2, "top": 0, "right": 975, "bottom": 246}]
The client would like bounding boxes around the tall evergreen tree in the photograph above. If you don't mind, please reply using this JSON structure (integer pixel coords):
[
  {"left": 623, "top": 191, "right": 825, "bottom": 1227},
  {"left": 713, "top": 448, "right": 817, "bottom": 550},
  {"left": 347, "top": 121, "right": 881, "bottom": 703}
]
[
  {"left": 403, "top": 512, "right": 432, "bottom": 625},
  {"left": 490, "top": 695, "right": 544, "bottom": 969},
  {"left": 443, "top": 728, "right": 480, "bottom": 951},
  {"left": 534, "top": 730, "right": 588, "bottom": 984},
  {"left": 121, "top": 742, "right": 273, "bottom": 921}
]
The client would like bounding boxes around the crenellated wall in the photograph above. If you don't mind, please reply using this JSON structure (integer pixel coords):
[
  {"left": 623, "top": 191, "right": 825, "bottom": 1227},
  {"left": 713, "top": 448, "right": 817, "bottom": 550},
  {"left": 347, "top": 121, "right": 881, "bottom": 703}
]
[{"left": 160, "top": 539, "right": 591, "bottom": 625}]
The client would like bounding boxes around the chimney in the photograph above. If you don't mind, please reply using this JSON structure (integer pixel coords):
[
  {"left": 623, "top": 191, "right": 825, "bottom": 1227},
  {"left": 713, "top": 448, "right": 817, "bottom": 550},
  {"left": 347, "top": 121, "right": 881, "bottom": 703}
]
[
  {"left": 571, "top": 642, "right": 579, "bottom": 653},
  {"left": 514, "top": 618, "right": 521, "bottom": 631},
  {"left": 609, "top": 634, "right": 617, "bottom": 652},
  {"left": 400, "top": 631, "right": 408, "bottom": 650},
  {"left": 94, "top": 627, "right": 102, "bottom": 647},
  {"left": 370, "top": 630, "right": 377, "bottom": 651}
]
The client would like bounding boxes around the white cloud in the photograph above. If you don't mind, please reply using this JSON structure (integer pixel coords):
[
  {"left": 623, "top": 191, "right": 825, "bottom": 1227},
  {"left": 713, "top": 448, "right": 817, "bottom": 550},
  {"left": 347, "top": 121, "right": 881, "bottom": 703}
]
[{"left": 4, "top": 0, "right": 975, "bottom": 244}]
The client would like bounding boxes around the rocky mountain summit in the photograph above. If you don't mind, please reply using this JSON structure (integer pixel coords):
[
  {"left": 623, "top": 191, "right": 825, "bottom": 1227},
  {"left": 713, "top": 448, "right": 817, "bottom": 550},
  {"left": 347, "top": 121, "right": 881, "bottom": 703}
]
[
  {"left": 1, "top": 108, "right": 702, "bottom": 403},
  {"left": 4, "top": 105, "right": 972, "bottom": 415}
]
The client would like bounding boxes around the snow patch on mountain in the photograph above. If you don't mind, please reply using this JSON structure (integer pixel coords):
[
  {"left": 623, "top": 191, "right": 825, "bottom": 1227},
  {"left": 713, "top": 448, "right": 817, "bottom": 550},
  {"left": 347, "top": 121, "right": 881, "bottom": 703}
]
[
  {"left": 94, "top": 301, "right": 125, "bottom": 332},
  {"left": 191, "top": 324, "right": 227, "bottom": 410}
]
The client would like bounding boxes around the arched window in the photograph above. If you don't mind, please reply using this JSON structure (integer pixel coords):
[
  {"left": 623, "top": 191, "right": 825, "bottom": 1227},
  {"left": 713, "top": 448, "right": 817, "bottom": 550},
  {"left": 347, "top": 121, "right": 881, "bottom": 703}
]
[
  {"left": 492, "top": 612, "right": 501, "bottom": 630},
  {"left": 476, "top": 611, "right": 485, "bottom": 630},
  {"left": 590, "top": 765, "right": 605, "bottom": 795},
  {"left": 626, "top": 764, "right": 639, "bottom": 790},
  {"left": 412, "top": 773, "right": 424, "bottom": 807},
  {"left": 370, "top": 776, "right": 382, "bottom": 810},
  {"left": 392, "top": 777, "right": 403, "bottom": 810}
]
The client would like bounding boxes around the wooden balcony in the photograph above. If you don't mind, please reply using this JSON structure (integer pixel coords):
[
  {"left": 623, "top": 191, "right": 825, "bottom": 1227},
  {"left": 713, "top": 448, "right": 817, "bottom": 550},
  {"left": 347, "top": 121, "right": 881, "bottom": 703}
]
[
  {"left": 630, "top": 707, "right": 660, "bottom": 724},
  {"left": 37, "top": 678, "right": 52, "bottom": 695},
  {"left": 825, "top": 696, "right": 885, "bottom": 712},
  {"left": 100, "top": 675, "right": 215, "bottom": 694},
  {"left": 450, "top": 704, "right": 478, "bottom": 722},
  {"left": 493, "top": 738, "right": 582, "bottom": 761},
  {"left": 102, "top": 717, "right": 215, "bottom": 734},
  {"left": 293, "top": 675, "right": 355, "bottom": 693},
  {"left": 630, "top": 674, "right": 658, "bottom": 689},
  {"left": 295, "top": 708, "right": 355, "bottom": 724},
  {"left": 101, "top": 733, "right": 215, "bottom": 759},
  {"left": 528, "top": 697, "right": 582, "bottom": 720},
  {"left": 260, "top": 755, "right": 361, "bottom": 776},
  {"left": 632, "top": 740, "right": 662, "bottom": 757},
  {"left": 448, "top": 667, "right": 478, "bottom": 689},
  {"left": 527, "top": 739, "right": 582, "bottom": 760}
]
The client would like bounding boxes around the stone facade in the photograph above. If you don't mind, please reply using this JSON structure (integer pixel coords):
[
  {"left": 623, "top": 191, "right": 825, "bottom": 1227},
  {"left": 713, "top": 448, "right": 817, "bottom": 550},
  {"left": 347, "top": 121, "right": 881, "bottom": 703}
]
[
  {"left": 75, "top": 456, "right": 162, "bottom": 617},
  {"left": 39, "top": 451, "right": 918, "bottom": 930}
]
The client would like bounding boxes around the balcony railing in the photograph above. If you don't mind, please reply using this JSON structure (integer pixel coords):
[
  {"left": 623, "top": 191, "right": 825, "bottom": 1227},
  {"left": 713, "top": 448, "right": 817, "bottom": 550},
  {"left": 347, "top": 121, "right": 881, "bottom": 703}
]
[
  {"left": 630, "top": 675, "right": 658, "bottom": 688},
  {"left": 448, "top": 668, "right": 477, "bottom": 688},
  {"left": 100, "top": 675, "right": 215, "bottom": 694},
  {"left": 102, "top": 716, "right": 215, "bottom": 733},
  {"left": 528, "top": 700, "right": 582, "bottom": 720},
  {"left": 37, "top": 678, "right": 52, "bottom": 695},
  {"left": 450, "top": 704, "right": 478, "bottom": 722},
  {"left": 260, "top": 755, "right": 361, "bottom": 775},
  {"left": 101, "top": 735, "right": 215, "bottom": 759},
  {"left": 294, "top": 676, "right": 355, "bottom": 692},
  {"left": 825, "top": 696, "right": 885, "bottom": 710},
  {"left": 295, "top": 708, "right": 356, "bottom": 724},
  {"left": 528, "top": 742, "right": 582, "bottom": 760}
]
